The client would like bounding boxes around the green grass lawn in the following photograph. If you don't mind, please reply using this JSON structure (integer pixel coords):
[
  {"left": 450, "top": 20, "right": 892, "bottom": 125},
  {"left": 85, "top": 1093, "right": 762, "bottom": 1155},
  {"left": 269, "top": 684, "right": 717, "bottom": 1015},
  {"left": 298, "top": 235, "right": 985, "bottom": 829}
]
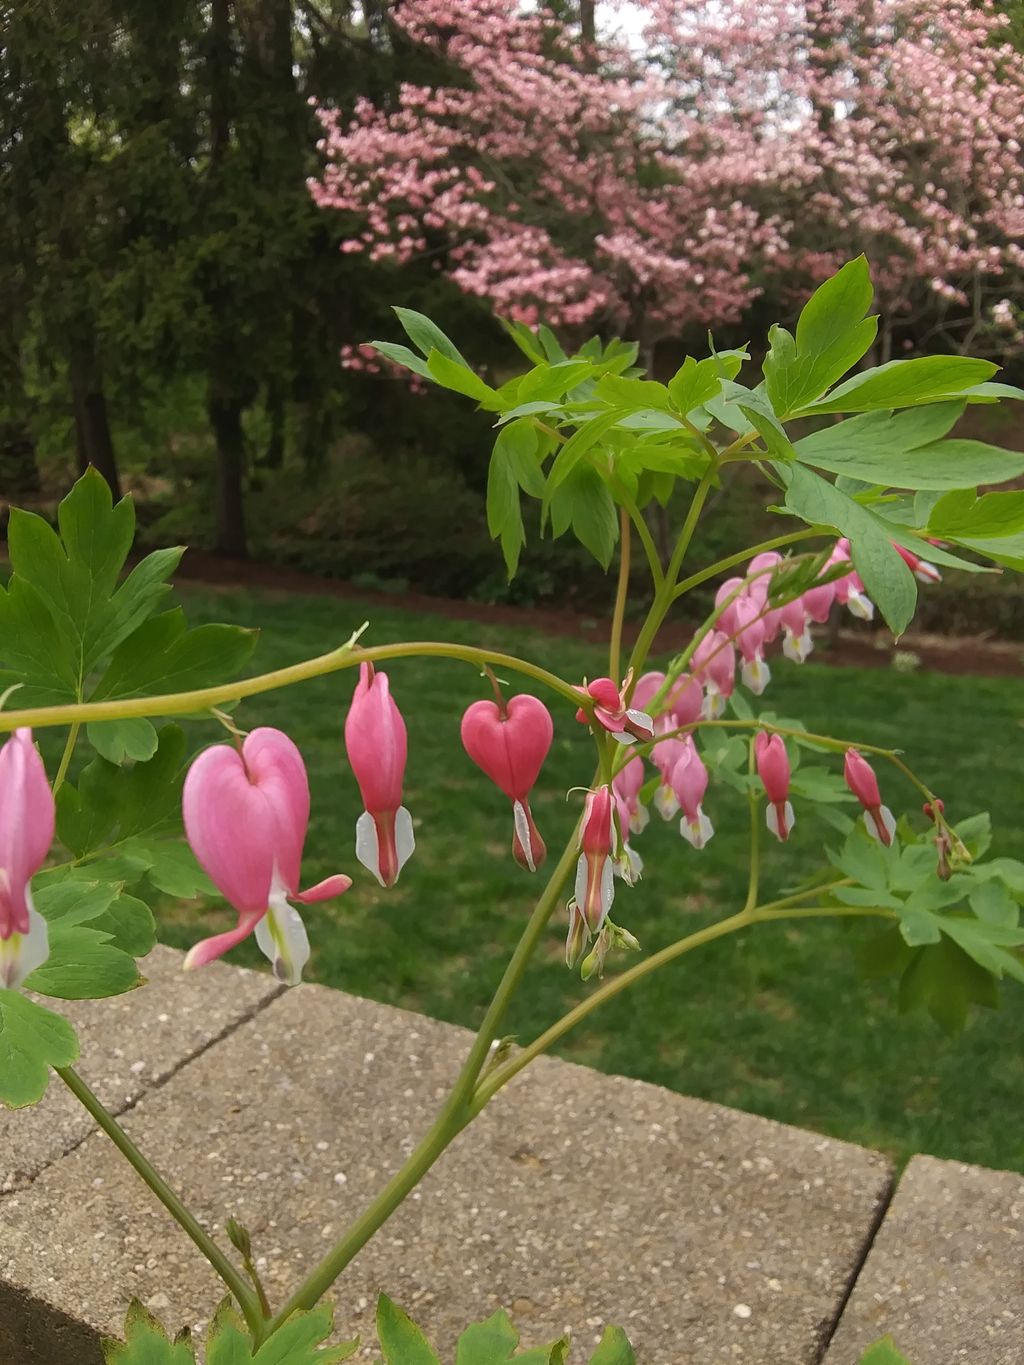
[{"left": 156, "top": 583, "right": 1024, "bottom": 1173}]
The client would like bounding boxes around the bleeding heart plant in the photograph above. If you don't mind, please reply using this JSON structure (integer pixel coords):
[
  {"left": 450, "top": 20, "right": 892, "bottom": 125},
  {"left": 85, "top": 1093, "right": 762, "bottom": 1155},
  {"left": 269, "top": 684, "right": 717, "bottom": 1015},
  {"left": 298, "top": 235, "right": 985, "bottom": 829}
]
[{"left": 0, "top": 260, "right": 1015, "bottom": 1364}]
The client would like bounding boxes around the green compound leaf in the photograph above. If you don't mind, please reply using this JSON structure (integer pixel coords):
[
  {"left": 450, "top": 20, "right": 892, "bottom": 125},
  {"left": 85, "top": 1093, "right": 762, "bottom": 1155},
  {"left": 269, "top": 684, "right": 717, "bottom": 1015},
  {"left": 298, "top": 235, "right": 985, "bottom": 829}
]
[
  {"left": 857, "top": 1338, "right": 913, "bottom": 1365},
  {"left": 586, "top": 1327, "right": 635, "bottom": 1365},
  {"left": 24, "top": 923, "right": 141, "bottom": 1001},
  {"left": 210, "top": 1308, "right": 356, "bottom": 1364},
  {"left": 376, "top": 1295, "right": 441, "bottom": 1365},
  {"left": 103, "top": 1301, "right": 195, "bottom": 1364},
  {"left": 764, "top": 257, "right": 878, "bottom": 416},
  {"left": 87, "top": 718, "right": 160, "bottom": 765},
  {"left": 779, "top": 463, "right": 917, "bottom": 635},
  {"left": 455, "top": 1311, "right": 520, "bottom": 1364},
  {"left": 799, "top": 355, "right": 998, "bottom": 416},
  {"left": 89, "top": 610, "right": 257, "bottom": 705},
  {"left": 2, "top": 471, "right": 182, "bottom": 702},
  {"left": 0, "top": 991, "right": 79, "bottom": 1108},
  {"left": 927, "top": 489, "right": 1024, "bottom": 539},
  {"left": 57, "top": 725, "right": 187, "bottom": 859},
  {"left": 392, "top": 307, "right": 469, "bottom": 367}
]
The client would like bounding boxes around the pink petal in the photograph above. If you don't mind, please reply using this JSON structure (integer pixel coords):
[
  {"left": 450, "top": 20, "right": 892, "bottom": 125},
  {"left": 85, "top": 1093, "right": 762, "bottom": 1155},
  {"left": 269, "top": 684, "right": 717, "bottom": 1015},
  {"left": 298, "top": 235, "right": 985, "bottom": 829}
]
[
  {"left": 183, "top": 745, "right": 277, "bottom": 913},
  {"left": 183, "top": 909, "right": 266, "bottom": 971},
  {"left": 295, "top": 874, "right": 353, "bottom": 904},
  {"left": 0, "top": 730, "right": 55, "bottom": 939},
  {"left": 241, "top": 728, "right": 311, "bottom": 896},
  {"left": 345, "top": 663, "right": 408, "bottom": 814}
]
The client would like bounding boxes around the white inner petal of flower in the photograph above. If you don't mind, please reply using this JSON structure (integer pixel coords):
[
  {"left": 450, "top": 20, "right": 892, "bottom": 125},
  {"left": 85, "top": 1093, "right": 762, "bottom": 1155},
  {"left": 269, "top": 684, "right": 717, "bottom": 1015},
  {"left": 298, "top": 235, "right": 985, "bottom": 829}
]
[
  {"left": 255, "top": 889, "right": 311, "bottom": 986},
  {"left": 0, "top": 894, "right": 50, "bottom": 990}
]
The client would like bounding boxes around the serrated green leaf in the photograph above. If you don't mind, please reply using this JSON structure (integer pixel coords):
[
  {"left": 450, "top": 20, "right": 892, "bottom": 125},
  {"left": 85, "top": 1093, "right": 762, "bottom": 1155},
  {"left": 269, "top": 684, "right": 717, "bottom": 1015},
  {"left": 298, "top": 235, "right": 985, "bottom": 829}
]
[
  {"left": 139, "top": 841, "right": 215, "bottom": 899},
  {"left": 779, "top": 463, "right": 917, "bottom": 634},
  {"left": 969, "top": 880, "right": 1019, "bottom": 929},
  {"left": 376, "top": 1295, "right": 441, "bottom": 1365},
  {"left": 90, "top": 611, "right": 256, "bottom": 703},
  {"left": 87, "top": 718, "right": 160, "bottom": 764},
  {"left": 802, "top": 356, "right": 998, "bottom": 415},
  {"left": 668, "top": 354, "right": 724, "bottom": 414},
  {"left": 455, "top": 1310, "right": 520, "bottom": 1364},
  {"left": 392, "top": 308, "right": 468, "bottom": 367},
  {"left": 103, "top": 1300, "right": 196, "bottom": 1364},
  {"left": 5, "top": 473, "right": 182, "bottom": 694},
  {"left": 586, "top": 1326, "right": 635, "bottom": 1365},
  {"left": 764, "top": 258, "right": 877, "bottom": 415},
  {"left": 857, "top": 1335, "right": 913, "bottom": 1364},
  {"left": 927, "top": 489, "right": 1024, "bottom": 539},
  {"left": 0, "top": 991, "right": 79, "bottom": 1108},
  {"left": 25, "top": 921, "right": 141, "bottom": 1000}
]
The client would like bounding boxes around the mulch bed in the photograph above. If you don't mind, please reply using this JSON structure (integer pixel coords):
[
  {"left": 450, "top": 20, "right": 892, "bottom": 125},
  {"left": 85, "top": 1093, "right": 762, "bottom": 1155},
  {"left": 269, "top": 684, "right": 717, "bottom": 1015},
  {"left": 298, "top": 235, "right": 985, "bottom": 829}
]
[{"left": 176, "top": 551, "right": 1023, "bottom": 680}]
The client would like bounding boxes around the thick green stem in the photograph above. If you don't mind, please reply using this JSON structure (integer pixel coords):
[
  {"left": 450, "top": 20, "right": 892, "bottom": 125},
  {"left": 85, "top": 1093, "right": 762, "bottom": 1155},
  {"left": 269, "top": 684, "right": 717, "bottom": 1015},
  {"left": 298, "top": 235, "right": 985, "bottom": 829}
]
[
  {"left": 671, "top": 530, "right": 821, "bottom": 602},
  {"left": 609, "top": 508, "right": 631, "bottom": 681},
  {"left": 261, "top": 834, "right": 580, "bottom": 1338},
  {"left": 0, "top": 641, "right": 584, "bottom": 735},
  {"left": 56, "top": 1066, "right": 263, "bottom": 1335},
  {"left": 471, "top": 902, "right": 895, "bottom": 1113}
]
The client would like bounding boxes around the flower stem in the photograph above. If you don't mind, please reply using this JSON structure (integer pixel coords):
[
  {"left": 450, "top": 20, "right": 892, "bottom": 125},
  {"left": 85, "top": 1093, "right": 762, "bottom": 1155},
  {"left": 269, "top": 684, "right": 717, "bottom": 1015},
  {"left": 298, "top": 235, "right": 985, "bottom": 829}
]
[
  {"left": 260, "top": 832, "right": 580, "bottom": 1340},
  {"left": 0, "top": 641, "right": 584, "bottom": 735},
  {"left": 56, "top": 1066, "right": 263, "bottom": 1335},
  {"left": 609, "top": 508, "right": 631, "bottom": 681},
  {"left": 51, "top": 722, "right": 80, "bottom": 794},
  {"left": 671, "top": 530, "right": 821, "bottom": 602},
  {"left": 470, "top": 902, "right": 896, "bottom": 1113}
]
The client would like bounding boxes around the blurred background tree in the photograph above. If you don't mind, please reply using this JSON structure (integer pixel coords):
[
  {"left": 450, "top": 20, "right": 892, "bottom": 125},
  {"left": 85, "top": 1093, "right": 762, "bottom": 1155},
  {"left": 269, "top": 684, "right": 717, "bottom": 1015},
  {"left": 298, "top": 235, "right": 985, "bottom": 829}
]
[{"left": 3, "top": 0, "right": 1024, "bottom": 616}]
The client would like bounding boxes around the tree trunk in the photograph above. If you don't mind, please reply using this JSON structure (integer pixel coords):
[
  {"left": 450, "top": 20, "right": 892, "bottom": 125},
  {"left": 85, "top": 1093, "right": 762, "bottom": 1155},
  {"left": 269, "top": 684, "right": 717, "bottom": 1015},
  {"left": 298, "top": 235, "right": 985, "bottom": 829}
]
[
  {"left": 0, "top": 421, "right": 40, "bottom": 493},
  {"left": 209, "top": 389, "right": 248, "bottom": 557},
  {"left": 69, "top": 339, "right": 121, "bottom": 499},
  {"left": 263, "top": 384, "right": 286, "bottom": 469},
  {"left": 580, "top": 0, "right": 597, "bottom": 70}
]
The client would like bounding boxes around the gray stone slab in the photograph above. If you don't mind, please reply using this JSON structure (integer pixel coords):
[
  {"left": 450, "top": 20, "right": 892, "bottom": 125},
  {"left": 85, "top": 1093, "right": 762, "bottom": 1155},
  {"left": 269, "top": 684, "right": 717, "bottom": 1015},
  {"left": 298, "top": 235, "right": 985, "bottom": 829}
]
[
  {"left": 823, "top": 1154, "right": 1024, "bottom": 1365},
  {"left": 0, "top": 976, "right": 893, "bottom": 1364},
  {"left": 0, "top": 945, "right": 282, "bottom": 1191}
]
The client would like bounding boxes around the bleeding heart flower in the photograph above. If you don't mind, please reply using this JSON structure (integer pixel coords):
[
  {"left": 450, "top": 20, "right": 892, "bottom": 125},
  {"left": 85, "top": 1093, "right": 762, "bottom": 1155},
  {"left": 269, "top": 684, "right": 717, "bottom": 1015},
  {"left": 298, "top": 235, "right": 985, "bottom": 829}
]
[
  {"left": 460, "top": 694, "right": 553, "bottom": 871},
  {"left": 345, "top": 662, "right": 415, "bottom": 886},
  {"left": 844, "top": 748, "right": 896, "bottom": 846},
  {"left": 575, "top": 674, "right": 654, "bottom": 744},
  {"left": 613, "top": 753, "right": 649, "bottom": 835},
  {"left": 733, "top": 597, "right": 771, "bottom": 696},
  {"left": 691, "top": 630, "right": 736, "bottom": 718},
  {"left": 894, "top": 542, "right": 942, "bottom": 584},
  {"left": 183, "top": 728, "right": 351, "bottom": 984},
  {"left": 670, "top": 738, "right": 714, "bottom": 849},
  {"left": 755, "top": 732, "right": 794, "bottom": 841},
  {"left": 831, "top": 540, "right": 875, "bottom": 620},
  {"left": 0, "top": 729, "right": 55, "bottom": 990}
]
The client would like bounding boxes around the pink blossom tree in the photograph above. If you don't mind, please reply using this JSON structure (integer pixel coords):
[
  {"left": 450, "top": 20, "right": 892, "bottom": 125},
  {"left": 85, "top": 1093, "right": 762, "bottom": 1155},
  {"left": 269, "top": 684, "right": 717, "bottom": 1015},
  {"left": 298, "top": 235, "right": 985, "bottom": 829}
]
[
  {"left": 311, "top": 0, "right": 1024, "bottom": 359},
  {"left": 308, "top": 0, "right": 782, "bottom": 345}
]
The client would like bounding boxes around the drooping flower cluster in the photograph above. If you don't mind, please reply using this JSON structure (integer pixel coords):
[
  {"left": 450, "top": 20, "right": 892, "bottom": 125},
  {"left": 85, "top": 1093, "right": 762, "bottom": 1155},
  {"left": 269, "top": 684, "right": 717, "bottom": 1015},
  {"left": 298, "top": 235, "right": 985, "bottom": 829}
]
[
  {"left": 183, "top": 662, "right": 416, "bottom": 983},
  {"left": 179, "top": 539, "right": 926, "bottom": 982}
]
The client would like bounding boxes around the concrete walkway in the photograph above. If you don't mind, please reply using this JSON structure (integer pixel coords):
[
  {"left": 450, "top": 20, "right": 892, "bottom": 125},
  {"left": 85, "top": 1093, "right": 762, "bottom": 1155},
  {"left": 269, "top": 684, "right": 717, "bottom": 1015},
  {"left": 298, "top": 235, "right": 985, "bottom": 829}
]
[{"left": 0, "top": 948, "right": 1019, "bottom": 1363}]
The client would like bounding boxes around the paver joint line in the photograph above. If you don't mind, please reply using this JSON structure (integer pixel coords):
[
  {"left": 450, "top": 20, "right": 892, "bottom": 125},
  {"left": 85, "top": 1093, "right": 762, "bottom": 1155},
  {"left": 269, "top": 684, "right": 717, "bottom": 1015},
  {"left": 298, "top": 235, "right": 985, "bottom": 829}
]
[
  {"left": 812, "top": 1166, "right": 898, "bottom": 1363},
  {"left": 1, "top": 976, "right": 288, "bottom": 1199}
]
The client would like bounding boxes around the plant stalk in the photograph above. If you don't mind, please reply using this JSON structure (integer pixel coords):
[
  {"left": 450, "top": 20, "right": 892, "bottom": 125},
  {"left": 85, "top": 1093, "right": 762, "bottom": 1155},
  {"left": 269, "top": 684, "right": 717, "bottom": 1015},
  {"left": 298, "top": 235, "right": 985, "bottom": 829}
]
[{"left": 57, "top": 1066, "right": 264, "bottom": 1336}]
